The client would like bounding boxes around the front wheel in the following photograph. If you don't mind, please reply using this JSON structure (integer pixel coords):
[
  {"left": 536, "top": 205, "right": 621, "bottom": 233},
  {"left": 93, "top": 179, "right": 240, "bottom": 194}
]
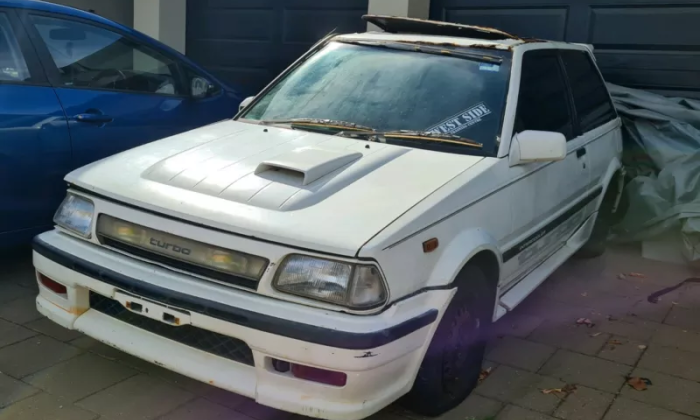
[{"left": 401, "top": 264, "right": 495, "bottom": 417}]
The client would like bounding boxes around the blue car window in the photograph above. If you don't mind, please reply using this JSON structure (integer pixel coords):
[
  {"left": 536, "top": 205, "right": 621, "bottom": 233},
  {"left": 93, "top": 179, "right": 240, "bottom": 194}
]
[
  {"left": 30, "top": 15, "right": 181, "bottom": 96},
  {"left": 0, "top": 13, "right": 30, "bottom": 82}
]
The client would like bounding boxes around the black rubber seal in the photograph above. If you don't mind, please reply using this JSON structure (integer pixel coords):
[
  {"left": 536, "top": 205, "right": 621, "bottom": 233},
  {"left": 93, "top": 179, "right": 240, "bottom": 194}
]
[{"left": 33, "top": 236, "right": 438, "bottom": 350}]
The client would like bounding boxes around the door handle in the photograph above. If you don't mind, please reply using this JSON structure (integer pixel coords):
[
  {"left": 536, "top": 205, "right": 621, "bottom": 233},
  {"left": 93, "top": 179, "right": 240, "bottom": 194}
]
[
  {"left": 74, "top": 113, "right": 114, "bottom": 124},
  {"left": 576, "top": 147, "right": 587, "bottom": 158}
]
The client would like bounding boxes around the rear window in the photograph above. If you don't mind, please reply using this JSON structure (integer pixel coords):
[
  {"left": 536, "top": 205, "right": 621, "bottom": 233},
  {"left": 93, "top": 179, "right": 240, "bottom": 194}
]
[{"left": 560, "top": 50, "right": 617, "bottom": 133}]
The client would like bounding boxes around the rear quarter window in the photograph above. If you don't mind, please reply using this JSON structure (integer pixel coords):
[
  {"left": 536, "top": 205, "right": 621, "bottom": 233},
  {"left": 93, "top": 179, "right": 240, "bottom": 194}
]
[{"left": 560, "top": 50, "right": 617, "bottom": 133}]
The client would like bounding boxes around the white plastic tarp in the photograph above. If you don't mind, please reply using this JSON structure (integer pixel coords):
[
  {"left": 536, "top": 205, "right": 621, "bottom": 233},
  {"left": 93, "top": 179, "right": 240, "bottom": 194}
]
[{"left": 608, "top": 83, "right": 700, "bottom": 261}]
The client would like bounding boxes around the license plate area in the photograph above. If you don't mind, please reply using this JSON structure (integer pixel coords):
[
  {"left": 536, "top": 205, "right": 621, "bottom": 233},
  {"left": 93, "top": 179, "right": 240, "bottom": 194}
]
[{"left": 113, "top": 291, "right": 191, "bottom": 326}]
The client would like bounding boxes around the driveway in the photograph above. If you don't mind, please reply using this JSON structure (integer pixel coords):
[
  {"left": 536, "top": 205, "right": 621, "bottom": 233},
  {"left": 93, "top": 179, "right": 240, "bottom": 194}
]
[{"left": 1, "top": 244, "right": 699, "bottom": 420}]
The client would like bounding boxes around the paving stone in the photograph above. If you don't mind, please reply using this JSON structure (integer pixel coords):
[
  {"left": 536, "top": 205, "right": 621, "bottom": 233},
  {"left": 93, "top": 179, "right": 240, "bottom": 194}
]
[
  {"left": 24, "top": 318, "right": 84, "bottom": 342},
  {"left": 596, "top": 336, "right": 647, "bottom": 366},
  {"left": 638, "top": 344, "right": 700, "bottom": 382},
  {"left": 437, "top": 394, "right": 503, "bottom": 420},
  {"left": 0, "top": 373, "right": 39, "bottom": 408},
  {"left": 620, "top": 368, "right": 700, "bottom": 417},
  {"left": 0, "top": 281, "right": 33, "bottom": 304},
  {"left": 539, "top": 350, "right": 631, "bottom": 393},
  {"left": 651, "top": 324, "right": 700, "bottom": 353},
  {"left": 487, "top": 336, "right": 556, "bottom": 372},
  {"left": 0, "top": 392, "right": 98, "bottom": 420},
  {"left": 0, "top": 318, "right": 36, "bottom": 349},
  {"left": 476, "top": 365, "right": 565, "bottom": 414},
  {"left": 553, "top": 386, "right": 614, "bottom": 420},
  {"left": 76, "top": 374, "right": 195, "bottom": 419},
  {"left": 236, "top": 399, "right": 291, "bottom": 420},
  {"left": 159, "top": 398, "right": 252, "bottom": 420},
  {"left": 664, "top": 306, "right": 700, "bottom": 332},
  {"left": 0, "top": 335, "right": 82, "bottom": 378},
  {"left": 528, "top": 321, "right": 609, "bottom": 356},
  {"left": 596, "top": 319, "right": 655, "bottom": 341},
  {"left": 626, "top": 300, "right": 672, "bottom": 323},
  {"left": 496, "top": 405, "right": 556, "bottom": 420},
  {"left": 0, "top": 296, "right": 42, "bottom": 324},
  {"left": 24, "top": 353, "right": 139, "bottom": 402},
  {"left": 203, "top": 387, "right": 251, "bottom": 410},
  {"left": 603, "top": 397, "right": 697, "bottom": 420},
  {"left": 490, "top": 310, "right": 544, "bottom": 340}
]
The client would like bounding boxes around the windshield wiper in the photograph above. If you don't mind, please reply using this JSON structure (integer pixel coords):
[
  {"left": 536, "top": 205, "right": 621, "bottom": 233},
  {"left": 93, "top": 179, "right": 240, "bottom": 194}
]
[
  {"left": 259, "top": 118, "right": 376, "bottom": 132},
  {"left": 338, "top": 130, "right": 483, "bottom": 149}
]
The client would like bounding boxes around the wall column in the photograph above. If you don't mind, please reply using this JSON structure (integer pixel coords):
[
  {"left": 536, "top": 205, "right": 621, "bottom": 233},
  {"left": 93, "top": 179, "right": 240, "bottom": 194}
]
[
  {"left": 133, "top": 0, "right": 187, "bottom": 53},
  {"left": 367, "top": 0, "right": 431, "bottom": 30}
]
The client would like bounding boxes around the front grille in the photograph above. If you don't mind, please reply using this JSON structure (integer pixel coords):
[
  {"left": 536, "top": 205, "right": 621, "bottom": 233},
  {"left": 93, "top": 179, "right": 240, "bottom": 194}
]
[{"left": 89, "top": 292, "right": 255, "bottom": 366}]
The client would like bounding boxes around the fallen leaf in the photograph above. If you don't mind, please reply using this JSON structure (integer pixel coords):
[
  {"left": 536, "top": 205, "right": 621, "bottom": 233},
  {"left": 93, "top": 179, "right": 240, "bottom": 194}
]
[
  {"left": 581, "top": 292, "right": 588, "bottom": 297},
  {"left": 541, "top": 388, "right": 563, "bottom": 395},
  {"left": 626, "top": 377, "right": 652, "bottom": 391},
  {"left": 576, "top": 318, "right": 595, "bottom": 328},
  {"left": 609, "top": 339, "right": 624, "bottom": 345},
  {"left": 638, "top": 345, "right": 648, "bottom": 350},
  {"left": 618, "top": 273, "right": 627, "bottom": 280},
  {"left": 479, "top": 367, "right": 492, "bottom": 383},
  {"left": 672, "top": 301, "right": 679, "bottom": 305},
  {"left": 562, "top": 384, "right": 578, "bottom": 394},
  {"left": 629, "top": 272, "right": 646, "bottom": 278},
  {"left": 590, "top": 332, "right": 602, "bottom": 337}
]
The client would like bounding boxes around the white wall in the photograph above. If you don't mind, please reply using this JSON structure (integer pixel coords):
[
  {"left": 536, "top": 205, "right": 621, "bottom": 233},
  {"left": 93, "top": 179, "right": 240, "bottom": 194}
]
[
  {"left": 133, "top": 0, "right": 186, "bottom": 53},
  {"left": 49, "top": 0, "right": 134, "bottom": 27}
]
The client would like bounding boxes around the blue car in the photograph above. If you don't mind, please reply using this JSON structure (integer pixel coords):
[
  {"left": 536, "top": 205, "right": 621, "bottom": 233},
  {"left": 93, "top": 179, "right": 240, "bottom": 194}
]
[{"left": 0, "top": 0, "right": 242, "bottom": 247}]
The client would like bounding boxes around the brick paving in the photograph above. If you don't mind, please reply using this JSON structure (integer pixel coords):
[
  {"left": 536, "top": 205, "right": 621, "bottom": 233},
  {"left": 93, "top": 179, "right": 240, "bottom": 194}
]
[{"left": 1, "top": 244, "right": 700, "bottom": 420}]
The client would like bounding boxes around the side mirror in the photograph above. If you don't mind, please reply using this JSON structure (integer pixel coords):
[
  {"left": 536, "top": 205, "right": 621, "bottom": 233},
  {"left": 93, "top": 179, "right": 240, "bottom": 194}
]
[
  {"left": 239, "top": 96, "right": 255, "bottom": 112},
  {"left": 509, "top": 130, "right": 566, "bottom": 166},
  {"left": 191, "top": 76, "right": 216, "bottom": 99}
]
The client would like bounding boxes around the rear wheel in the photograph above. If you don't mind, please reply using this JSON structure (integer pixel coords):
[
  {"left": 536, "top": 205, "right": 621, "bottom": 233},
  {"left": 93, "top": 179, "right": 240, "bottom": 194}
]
[{"left": 401, "top": 264, "right": 496, "bottom": 417}]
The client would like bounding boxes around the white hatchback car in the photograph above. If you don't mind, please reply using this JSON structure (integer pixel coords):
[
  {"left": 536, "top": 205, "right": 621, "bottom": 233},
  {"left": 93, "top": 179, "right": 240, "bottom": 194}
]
[{"left": 33, "top": 15, "right": 623, "bottom": 420}]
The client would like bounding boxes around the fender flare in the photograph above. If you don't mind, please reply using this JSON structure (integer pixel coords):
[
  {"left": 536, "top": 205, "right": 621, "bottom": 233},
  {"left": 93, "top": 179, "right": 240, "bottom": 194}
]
[{"left": 425, "top": 227, "right": 502, "bottom": 289}]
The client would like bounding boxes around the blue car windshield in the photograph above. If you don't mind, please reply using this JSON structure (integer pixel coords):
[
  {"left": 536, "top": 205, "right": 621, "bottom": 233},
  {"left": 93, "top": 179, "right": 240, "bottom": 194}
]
[{"left": 241, "top": 41, "right": 512, "bottom": 156}]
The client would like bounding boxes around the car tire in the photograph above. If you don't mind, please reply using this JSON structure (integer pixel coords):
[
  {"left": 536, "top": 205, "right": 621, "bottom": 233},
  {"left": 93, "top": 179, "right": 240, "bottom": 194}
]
[
  {"left": 577, "top": 177, "right": 627, "bottom": 259},
  {"left": 401, "top": 264, "right": 496, "bottom": 417}
]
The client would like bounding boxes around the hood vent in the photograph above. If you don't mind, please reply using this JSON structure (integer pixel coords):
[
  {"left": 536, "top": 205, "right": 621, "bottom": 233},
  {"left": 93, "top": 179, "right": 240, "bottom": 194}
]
[{"left": 255, "top": 148, "right": 362, "bottom": 186}]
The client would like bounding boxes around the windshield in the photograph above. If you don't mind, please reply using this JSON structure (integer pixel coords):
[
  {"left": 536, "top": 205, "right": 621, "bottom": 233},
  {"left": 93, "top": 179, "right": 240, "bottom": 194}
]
[{"left": 241, "top": 41, "right": 511, "bottom": 155}]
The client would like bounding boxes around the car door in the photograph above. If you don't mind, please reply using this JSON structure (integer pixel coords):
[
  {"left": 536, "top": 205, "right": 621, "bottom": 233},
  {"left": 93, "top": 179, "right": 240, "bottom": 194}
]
[
  {"left": 559, "top": 49, "right": 619, "bottom": 193},
  {"left": 21, "top": 12, "right": 225, "bottom": 169},
  {"left": 0, "top": 8, "right": 72, "bottom": 245},
  {"left": 501, "top": 49, "right": 590, "bottom": 287}
]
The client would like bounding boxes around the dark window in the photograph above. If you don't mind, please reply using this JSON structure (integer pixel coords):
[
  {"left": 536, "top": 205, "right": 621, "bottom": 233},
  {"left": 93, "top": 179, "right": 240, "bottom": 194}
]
[
  {"left": 0, "top": 13, "right": 30, "bottom": 82},
  {"left": 514, "top": 50, "right": 574, "bottom": 140},
  {"left": 30, "top": 15, "right": 181, "bottom": 95},
  {"left": 560, "top": 50, "right": 617, "bottom": 133}
]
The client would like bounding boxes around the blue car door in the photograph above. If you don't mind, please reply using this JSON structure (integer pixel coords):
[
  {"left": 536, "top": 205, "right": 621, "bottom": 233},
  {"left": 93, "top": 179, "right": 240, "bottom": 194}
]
[
  {"left": 22, "top": 12, "right": 233, "bottom": 169},
  {"left": 0, "top": 8, "right": 72, "bottom": 245}
]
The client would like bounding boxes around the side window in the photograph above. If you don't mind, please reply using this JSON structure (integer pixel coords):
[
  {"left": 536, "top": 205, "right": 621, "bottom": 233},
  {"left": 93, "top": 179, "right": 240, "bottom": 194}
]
[
  {"left": 0, "top": 13, "right": 30, "bottom": 83},
  {"left": 30, "top": 14, "right": 181, "bottom": 95},
  {"left": 560, "top": 50, "right": 617, "bottom": 133},
  {"left": 514, "top": 51, "right": 574, "bottom": 140}
]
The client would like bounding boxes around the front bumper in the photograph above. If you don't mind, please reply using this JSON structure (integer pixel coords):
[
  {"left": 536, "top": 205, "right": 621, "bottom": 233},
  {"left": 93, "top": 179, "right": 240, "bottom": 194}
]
[{"left": 33, "top": 230, "right": 454, "bottom": 420}]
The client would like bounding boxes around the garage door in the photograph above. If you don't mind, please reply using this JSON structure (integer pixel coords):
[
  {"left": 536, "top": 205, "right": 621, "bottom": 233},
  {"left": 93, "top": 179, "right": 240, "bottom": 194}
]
[
  {"left": 186, "top": 0, "right": 368, "bottom": 96},
  {"left": 431, "top": 0, "right": 700, "bottom": 98}
]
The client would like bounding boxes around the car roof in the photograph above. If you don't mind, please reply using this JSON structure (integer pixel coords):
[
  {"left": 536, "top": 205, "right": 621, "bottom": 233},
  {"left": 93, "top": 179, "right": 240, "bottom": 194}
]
[
  {"left": 352, "top": 15, "right": 592, "bottom": 53},
  {"left": 0, "top": 0, "right": 127, "bottom": 30}
]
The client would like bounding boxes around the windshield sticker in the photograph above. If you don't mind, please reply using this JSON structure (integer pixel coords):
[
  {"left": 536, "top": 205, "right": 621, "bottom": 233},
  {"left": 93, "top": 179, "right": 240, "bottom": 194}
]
[
  {"left": 426, "top": 103, "right": 492, "bottom": 135},
  {"left": 479, "top": 63, "right": 500, "bottom": 72}
]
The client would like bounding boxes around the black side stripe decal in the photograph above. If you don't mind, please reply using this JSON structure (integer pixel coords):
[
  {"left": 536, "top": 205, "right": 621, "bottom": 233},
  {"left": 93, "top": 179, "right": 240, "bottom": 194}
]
[{"left": 502, "top": 187, "right": 603, "bottom": 262}]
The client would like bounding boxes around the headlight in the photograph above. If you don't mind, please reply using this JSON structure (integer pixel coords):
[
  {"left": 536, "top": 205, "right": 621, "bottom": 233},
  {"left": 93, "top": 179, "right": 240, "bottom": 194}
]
[
  {"left": 54, "top": 193, "right": 95, "bottom": 238},
  {"left": 274, "top": 255, "right": 388, "bottom": 310},
  {"left": 97, "top": 215, "right": 269, "bottom": 281}
]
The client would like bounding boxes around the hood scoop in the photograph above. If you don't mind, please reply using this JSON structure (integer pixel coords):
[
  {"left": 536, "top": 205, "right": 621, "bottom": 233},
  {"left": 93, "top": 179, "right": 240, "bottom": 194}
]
[{"left": 255, "top": 147, "right": 362, "bottom": 186}]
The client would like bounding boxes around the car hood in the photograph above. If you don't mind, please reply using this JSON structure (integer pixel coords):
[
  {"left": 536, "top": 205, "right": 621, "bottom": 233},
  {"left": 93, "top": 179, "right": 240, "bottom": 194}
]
[{"left": 67, "top": 120, "right": 484, "bottom": 256}]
